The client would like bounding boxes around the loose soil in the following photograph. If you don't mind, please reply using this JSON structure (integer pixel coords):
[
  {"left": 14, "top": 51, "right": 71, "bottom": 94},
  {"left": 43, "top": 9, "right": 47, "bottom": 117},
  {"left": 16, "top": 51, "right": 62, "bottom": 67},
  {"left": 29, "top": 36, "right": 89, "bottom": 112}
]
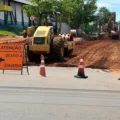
[
  {"left": 0, "top": 36, "right": 27, "bottom": 43},
  {"left": 52, "top": 40, "right": 120, "bottom": 70},
  {"left": 64, "top": 40, "right": 120, "bottom": 69},
  {"left": 1, "top": 36, "right": 120, "bottom": 70}
]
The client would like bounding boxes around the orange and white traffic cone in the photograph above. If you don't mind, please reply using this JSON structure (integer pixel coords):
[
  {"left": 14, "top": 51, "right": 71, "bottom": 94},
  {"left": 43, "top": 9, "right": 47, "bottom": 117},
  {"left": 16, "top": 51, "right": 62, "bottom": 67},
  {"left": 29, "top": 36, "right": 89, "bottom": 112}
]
[
  {"left": 39, "top": 54, "right": 46, "bottom": 77},
  {"left": 74, "top": 56, "right": 88, "bottom": 79}
]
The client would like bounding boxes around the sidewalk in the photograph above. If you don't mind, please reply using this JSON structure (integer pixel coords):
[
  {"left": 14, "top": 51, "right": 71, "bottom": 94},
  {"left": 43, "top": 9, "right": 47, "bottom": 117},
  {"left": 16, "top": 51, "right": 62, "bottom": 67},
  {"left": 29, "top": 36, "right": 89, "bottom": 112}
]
[{"left": 0, "top": 67, "right": 120, "bottom": 91}]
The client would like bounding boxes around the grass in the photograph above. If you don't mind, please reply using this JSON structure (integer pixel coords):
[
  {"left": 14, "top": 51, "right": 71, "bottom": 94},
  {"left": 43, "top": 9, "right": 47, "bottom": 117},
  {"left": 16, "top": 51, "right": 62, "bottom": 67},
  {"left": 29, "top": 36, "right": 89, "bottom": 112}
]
[
  {"left": 0, "top": 25, "right": 26, "bottom": 36},
  {"left": 6, "top": 25, "right": 26, "bottom": 35},
  {"left": 0, "top": 29, "right": 17, "bottom": 36}
]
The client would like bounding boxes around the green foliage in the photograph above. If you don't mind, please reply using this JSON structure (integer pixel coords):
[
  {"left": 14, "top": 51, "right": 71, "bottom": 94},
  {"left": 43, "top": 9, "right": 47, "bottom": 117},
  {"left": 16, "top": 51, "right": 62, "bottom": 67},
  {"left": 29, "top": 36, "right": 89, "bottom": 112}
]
[
  {"left": 97, "top": 7, "right": 112, "bottom": 26},
  {"left": 84, "top": 0, "right": 97, "bottom": 24},
  {"left": 60, "top": 0, "right": 97, "bottom": 28},
  {"left": 0, "top": 26, "right": 26, "bottom": 36},
  {"left": 84, "top": 22, "right": 98, "bottom": 34},
  {"left": 0, "top": 29, "right": 16, "bottom": 36},
  {"left": 23, "top": 0, "right": 97, "bottom": 29},
  {"left": 23, "top": 0, "right": 61, "bottom": 17}
]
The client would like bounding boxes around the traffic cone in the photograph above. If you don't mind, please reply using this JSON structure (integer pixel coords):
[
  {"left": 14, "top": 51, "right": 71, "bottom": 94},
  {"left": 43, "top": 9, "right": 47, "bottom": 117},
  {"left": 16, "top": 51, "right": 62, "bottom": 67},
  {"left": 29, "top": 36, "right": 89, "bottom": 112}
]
[
  {"left": 39, "top": 54, "right": 46, "bottom": 77},
  {"left": 74, "top": 56, "right": 88, "bottom": 79}
]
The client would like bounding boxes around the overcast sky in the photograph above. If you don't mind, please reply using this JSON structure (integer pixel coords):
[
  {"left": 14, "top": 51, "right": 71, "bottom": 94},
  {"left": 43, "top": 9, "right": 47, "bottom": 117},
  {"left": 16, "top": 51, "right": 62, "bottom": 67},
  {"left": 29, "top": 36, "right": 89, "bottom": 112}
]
[{"left": 97, "top": 0, "right": 120, "bottom": 21}]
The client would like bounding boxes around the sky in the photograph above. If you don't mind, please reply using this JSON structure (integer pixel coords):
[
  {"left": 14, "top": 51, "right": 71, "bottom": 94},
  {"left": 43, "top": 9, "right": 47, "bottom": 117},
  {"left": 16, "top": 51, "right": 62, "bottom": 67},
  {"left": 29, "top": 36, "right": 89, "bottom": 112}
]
[{"left": 97, "top": 0, "right": 120, "bottom": 21}]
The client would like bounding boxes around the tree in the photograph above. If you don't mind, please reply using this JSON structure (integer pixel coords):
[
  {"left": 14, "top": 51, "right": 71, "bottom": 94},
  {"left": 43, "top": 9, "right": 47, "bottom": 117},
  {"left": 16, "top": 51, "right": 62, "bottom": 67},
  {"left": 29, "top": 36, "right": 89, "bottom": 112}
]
[
  {"left": 23, "top": 0, "right": 61, "bottom": 17},
  {"left": 83, "top": 0, "right": 97, "bottom": 26},
  {"left": 59, "top": 0, "right": 97, "bottom": 29},
  {"left": 23, "top": 0, "right": 97, "bottom": 29},
  {"left": 97, "top": 7, "right": 112, "bottom": 26}
]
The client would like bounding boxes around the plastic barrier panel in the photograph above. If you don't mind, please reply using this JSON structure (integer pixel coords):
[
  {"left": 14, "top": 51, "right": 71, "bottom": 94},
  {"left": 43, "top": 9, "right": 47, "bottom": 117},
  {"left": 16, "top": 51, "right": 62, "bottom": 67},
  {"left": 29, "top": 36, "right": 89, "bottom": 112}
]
[{"left": 0, "top": 44, "right": 24, "bottom": 70}]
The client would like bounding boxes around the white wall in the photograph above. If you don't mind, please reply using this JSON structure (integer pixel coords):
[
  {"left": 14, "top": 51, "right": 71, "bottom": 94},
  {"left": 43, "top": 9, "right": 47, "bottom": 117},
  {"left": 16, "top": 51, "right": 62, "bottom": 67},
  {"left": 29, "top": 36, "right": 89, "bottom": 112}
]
[
  {"left": 4, "top": 0, "right": 8, "bottom": 5},
  {"left": 10, "top": 2, "right": 16, "bottom": 17},
  {"left": 0, "top": 0, "right": 4, "bottom": 20},
  {"left": 15, "top": 3, "right": 22, "bottom": 23},
  {"left": 0, "top": 0, "right": 3, "bottom": 5},
  {"left": 0, "top": 0, "right": 29, "bottom": 25},
  {"left": 11, "top": 2, "right": 29, "bottom": 25},
  {"left": 61, "top": 23, "right": 71, "bottom": 33},
  {"left": 53, "top": 22, "right": 70, "bottom": 34},
  {"left": 23, "top": 9, "right": 28, "bottom": 23}
]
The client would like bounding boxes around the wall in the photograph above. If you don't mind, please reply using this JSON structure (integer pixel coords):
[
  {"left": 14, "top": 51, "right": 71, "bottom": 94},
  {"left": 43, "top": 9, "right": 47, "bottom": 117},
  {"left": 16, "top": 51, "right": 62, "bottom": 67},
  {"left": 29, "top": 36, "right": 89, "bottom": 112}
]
[
  {"left": 0, "top": 1, "right": 70, "bottom": 29},
  {"left": 0, "top": 0, "right": 29, "bottom": 26},
  {"left": 0, "top": 0, "right": 4, "bottom": 24},
  {"left": 61, "top": 23, "right": 71, "bottom": 33},
  {"left": 23, "top": 9, "right": 29, "bottom": 26},
  {"left": 53, "top": 22, "right": 71, "bottom": 34},
  {"left": 11, "top": 2, "right": 29, "bottom": 26}
]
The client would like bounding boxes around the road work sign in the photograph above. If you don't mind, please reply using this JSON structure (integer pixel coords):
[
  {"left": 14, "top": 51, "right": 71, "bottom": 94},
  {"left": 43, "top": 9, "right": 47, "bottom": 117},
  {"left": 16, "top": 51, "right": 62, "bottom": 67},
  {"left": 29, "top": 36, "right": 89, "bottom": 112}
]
[{"left": 0, "top": 44, "right": 24, "bottom": 70}]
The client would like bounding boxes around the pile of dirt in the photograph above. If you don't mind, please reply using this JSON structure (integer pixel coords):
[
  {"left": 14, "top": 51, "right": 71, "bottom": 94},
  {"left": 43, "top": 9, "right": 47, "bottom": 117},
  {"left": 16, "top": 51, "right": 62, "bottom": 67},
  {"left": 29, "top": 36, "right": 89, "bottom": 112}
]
[
  {"left": 0, "top": 36, "right": 27, "bottom": 44},
  {"left": 27, "top": 40, "right": 120, "bottom": 69},
  {"left": 58, "top": 40, "right": 120, "bottom": 69},
  {"left": 1, "top": 36, "right": 120, "bottom": 69}
]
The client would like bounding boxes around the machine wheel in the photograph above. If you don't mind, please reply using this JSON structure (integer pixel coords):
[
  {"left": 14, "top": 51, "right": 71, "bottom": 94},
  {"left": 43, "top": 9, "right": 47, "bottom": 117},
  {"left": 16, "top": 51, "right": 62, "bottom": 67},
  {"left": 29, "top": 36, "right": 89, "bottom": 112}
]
[
  {"left": 68, "top": 49, "right": 73, "bottom": 56},
  {"left": 23, "top": 30, "right": 27, "bottom": 38},
  {"left": 111, "top": 34, "right": 119, "bottom": 40},
  {"left": 52, "top": 37, "right": 64, "bottom": 61},
  {"left": 27, "top": 51, "right": 40, "bottom": 62},
  {"left": 27, "top": 46, "right": 40, "bottom": 62},
  {"left": 27, "top": 51, "right": 35, "bottom": 61},
  {"left": 64, "top": 48, "right": 68, "bottom": 57},
  {"left": 64, "top": 48, "right": 73, "bottom": 57}
]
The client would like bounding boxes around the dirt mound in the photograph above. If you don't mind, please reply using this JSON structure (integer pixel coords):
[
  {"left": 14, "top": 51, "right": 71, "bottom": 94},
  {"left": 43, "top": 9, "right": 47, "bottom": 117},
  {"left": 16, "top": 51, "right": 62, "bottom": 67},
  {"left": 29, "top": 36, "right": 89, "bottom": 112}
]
[
  {"left": 0, "top": 36, "right": 27, "bottom": 43},
  {"left": 62, "top": 40, "right": 120, "bottom": 69},
  {"left": 27, "top": 40, "right": 120, "bottom": 69},
  {"left": 1, "top": 36, "right": 120, "bottom": 69}
]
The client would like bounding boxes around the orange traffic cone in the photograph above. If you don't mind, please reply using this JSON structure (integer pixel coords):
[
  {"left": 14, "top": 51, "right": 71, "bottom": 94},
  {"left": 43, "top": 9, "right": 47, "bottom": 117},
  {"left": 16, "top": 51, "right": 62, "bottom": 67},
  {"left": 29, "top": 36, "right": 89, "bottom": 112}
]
[
  {"left": 39, "top": 54, "right": 46, "bottom": 77},
  {"left": 74, "top": 56, "right": 88, "bottom": 79}
]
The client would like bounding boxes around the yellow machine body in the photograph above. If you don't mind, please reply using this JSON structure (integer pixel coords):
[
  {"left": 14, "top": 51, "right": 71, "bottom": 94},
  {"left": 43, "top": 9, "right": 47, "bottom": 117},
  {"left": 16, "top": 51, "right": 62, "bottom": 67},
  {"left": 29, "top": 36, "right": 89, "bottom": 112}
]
[
  {"left": 28, "top": 26, "right": 54, "bottom": 54},
  {"left": 28, "top": 26, "right": 74, "bottom": 55}
]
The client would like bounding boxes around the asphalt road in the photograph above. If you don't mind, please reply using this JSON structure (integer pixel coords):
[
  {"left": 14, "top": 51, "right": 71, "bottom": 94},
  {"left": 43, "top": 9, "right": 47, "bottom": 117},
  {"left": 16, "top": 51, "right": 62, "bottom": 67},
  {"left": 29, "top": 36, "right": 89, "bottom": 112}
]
[
  {"left": 0, "top": 87, "right": 120, "bottom": 120},
  {"left": 0, "top": 67, "right": 120, "bottom": 91}
]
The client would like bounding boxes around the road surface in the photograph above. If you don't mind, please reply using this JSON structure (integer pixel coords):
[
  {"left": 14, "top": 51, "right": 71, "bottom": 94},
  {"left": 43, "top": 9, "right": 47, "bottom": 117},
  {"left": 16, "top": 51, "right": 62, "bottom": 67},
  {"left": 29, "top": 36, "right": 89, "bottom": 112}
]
[
  {"left": 0, "top": 67, "right": 120, "bottom": 91},
  {"left": 0, "top": 87, "right": 120, "bottom": 120}
]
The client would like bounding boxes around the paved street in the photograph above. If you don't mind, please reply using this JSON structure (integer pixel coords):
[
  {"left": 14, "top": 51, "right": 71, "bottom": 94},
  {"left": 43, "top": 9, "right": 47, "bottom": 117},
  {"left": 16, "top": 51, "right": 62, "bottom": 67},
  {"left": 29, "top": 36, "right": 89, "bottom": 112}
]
[
  {"left": 0, "top": 67, "right": 120, "bottom": 91},
  {"left": 0, "top": 67, "right": 120, "bottom": 120},
  {"left": 0, "top": 87, "right": 120, "bottom": 120}
]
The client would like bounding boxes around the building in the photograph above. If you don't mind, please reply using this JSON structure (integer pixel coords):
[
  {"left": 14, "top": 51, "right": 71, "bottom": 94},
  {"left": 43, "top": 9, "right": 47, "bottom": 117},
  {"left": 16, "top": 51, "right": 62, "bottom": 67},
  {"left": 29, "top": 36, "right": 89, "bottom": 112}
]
[
  {"left": 0, "top": 0, "right": 30, "bottom": 27},
  {"left": 0, "top": 0, "right": 71, "bottom": 33}
]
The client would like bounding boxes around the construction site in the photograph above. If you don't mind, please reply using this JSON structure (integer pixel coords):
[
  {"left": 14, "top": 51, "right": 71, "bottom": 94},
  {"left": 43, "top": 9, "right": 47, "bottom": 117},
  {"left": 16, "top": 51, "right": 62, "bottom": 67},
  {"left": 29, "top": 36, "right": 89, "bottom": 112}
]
[
  {"left": 1, "top": 1, "right": 120, "bottom": 119},
  {"left": 0, "top": 41, "right": 119, "bottom": 73},
  {"left": 0, "top": 0, "right": 120, "bottom": 75},
  {"left": 0, "top": 12, "right": 120, "bottom": 73},
  {"left": 0, "top": 36, "right": 120, "bottom": 69}
]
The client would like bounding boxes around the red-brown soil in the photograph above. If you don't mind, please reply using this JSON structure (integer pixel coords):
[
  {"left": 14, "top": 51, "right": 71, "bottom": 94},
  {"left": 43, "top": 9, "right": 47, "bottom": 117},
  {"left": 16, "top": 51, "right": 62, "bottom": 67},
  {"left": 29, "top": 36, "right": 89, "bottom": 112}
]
[
  {"left": 55, "top": 40, "right": 120, "bottom": 69},
  {"left": 0, "top": 36, "right": 27, "bottom": 43},
  {"left": 1, "top": 36, "right": 120, "bottom": 70}
]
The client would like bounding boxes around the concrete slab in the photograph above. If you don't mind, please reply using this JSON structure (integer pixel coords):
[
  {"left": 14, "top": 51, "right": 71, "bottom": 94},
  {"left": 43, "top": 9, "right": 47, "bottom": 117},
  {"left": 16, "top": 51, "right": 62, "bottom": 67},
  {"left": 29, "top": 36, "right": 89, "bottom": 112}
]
[{"left": 0, "top": 67, "right": 120, "bottom": 91}]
